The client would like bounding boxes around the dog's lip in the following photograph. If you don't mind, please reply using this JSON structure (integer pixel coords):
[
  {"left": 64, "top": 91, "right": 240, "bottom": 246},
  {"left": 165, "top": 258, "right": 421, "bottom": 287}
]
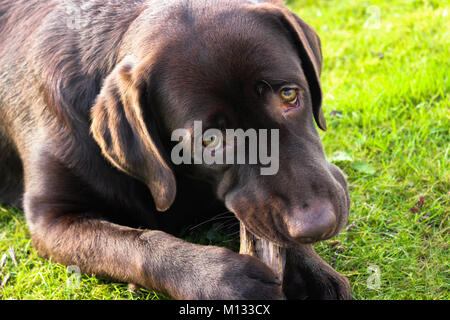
[
  {"left": 238, "top": 220, "right": 297, "bottom": 248},
  {"left": 295, "top": 237, "right": 316, "bottom": 244},
  {"left": 237, "top": 214, "right": 340, "bottom": 247},
  {"left": 293, "top": 226, "right": 337, "bottom": 244},
  {"left": 226, "top": 203, "right": 303, "bottom": 248}
]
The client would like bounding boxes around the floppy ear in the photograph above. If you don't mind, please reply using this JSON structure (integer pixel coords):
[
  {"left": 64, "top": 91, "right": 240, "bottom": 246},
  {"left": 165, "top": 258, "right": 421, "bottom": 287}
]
[
  {"left": 91, "top": 56, "right": 176, "bottom": 212},
  {"left": 252, "top": 3, "right": 327, "bottom": 131},
  {"left": 287, "top": 13, "right": 327, "bottom": 131}
]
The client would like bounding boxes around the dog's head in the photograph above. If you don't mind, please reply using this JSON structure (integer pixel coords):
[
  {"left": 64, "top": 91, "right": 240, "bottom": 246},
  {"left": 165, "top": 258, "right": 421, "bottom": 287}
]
[{"left": 91, "top": 0, "right": 349, "bottom": 247}]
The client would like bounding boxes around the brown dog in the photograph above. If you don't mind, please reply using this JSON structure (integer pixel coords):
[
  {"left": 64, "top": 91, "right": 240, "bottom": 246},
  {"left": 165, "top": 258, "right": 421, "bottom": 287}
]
[{"left": 0, "top": 0, "right": 351, "bottom": 299}]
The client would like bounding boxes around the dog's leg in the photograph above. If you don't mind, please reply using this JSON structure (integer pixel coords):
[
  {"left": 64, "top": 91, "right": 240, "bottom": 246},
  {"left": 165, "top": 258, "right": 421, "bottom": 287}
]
[
  {"left": 0, "top": 128, "right": 23, "bottom": 208},
  {"left": 282, "top": 245, "right": 351, "bottom": 300},
  {"left": 23, "top": 156, "right": 284, "bottom": 300},
  {"left": 26, "top": 209, "right": 287, "bottom": 300}
]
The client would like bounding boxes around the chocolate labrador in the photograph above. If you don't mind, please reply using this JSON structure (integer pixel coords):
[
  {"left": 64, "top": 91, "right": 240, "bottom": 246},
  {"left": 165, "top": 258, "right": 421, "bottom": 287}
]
[{"left": 0, "top": 0, "right": 351, "bottom": 299}]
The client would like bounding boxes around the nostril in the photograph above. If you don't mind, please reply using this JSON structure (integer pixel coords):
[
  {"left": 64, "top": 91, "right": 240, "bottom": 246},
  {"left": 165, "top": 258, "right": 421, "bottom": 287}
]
[{"left": 286, "top": 202, "right": 337, "bottom": 243}]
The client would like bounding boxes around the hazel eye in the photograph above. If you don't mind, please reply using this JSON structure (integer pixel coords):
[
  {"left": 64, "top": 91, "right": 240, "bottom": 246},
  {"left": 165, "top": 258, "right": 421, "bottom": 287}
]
[
  {"left": 280, "top": 88, "right": 298, "bottom": 104},
  {"left": 203, "top": 135, "right": 222, "bottom": 149}
]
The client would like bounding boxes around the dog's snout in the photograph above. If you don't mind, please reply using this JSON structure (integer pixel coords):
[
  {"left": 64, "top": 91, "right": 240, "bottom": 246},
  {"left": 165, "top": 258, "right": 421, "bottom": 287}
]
[{"left": 285, "top": 201, "right": 337, "bottom": 244}]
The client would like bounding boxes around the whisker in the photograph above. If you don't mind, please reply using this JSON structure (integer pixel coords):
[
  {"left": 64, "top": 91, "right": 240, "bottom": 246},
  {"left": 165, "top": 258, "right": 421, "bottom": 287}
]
[
  {"left": 187, "top": 211, "right": 234, "bottom": 231},
  {"left": 222, "top": 220, "right": 240, "bottom": 231},
  {"left": 226, "top": 231, "right": 241, "bottom": 238},
  {"left": 213, "top": 219, "right": 237, "bottom": 232}
]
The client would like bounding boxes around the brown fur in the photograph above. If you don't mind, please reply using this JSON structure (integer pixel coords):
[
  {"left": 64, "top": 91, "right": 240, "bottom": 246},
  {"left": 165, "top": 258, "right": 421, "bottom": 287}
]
[{"left": 0, "top": 0, "right": 350, "bottom": 299}]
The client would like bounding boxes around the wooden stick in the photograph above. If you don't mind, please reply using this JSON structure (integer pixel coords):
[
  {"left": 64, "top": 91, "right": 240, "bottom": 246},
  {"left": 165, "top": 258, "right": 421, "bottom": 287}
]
[{"left": 239, "top": 223, "right": 286, "bottom": 283}]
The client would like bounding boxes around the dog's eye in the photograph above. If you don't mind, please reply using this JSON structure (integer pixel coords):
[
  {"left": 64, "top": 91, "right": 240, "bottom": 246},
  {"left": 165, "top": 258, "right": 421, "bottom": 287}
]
[
  {"left": 203, "top": 135, "right": 222, "bottom": 149},
  {"left": 280, "top": 88, "right": 298, "bottom": 104}
]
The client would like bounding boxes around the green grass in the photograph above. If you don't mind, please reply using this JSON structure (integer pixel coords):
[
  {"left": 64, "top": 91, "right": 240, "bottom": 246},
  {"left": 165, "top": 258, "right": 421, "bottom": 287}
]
[{"left": 1, "top": 0, "right": 448, "bottom": 300}]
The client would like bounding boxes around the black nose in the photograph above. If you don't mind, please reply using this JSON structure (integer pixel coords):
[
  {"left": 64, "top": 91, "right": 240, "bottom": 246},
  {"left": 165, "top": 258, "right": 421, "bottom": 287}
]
[{"left": 285, "top": 201, "right": 337, "bottom": 243}]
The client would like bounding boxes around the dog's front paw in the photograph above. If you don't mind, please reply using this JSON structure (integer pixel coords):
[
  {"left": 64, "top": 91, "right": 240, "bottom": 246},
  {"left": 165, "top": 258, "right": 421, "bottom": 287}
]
[
  {"left": 282, "top": 246, "right": 351, "bottom": 300},
  {"left": 138, "top": 232, "right": 285, "bottom": 300},
  {"left": 193, "top": 247, "right": 286, "bottom": 300}
]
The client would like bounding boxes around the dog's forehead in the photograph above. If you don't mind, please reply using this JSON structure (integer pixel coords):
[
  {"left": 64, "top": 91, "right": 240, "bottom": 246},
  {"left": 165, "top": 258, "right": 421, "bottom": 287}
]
[
  {"left": 152, "top": 3, "right": 308, "bottom": 126},
  {"left": 161, "top": 19, "right": 302, "bottom": 87},
  {"left": 159, "top": 36, "right": 304, "bottom": 116}
]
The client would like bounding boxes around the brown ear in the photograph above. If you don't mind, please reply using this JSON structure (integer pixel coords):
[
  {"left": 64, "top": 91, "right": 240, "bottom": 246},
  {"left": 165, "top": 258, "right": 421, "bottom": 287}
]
[
  {"left": 91, "top": 56, "right": 176, "bottom": 212},
  {"left": 252, "top": 3, "right": 327, "bottom": 131},
  {"left": 287, "top": 13, "right": 327, "bottom": 131}
]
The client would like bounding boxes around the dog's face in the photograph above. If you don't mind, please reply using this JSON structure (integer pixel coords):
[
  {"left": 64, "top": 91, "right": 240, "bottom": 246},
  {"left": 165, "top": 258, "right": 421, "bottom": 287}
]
[{"left": 91, "top": 2, "right": 350, "bottom": 247}]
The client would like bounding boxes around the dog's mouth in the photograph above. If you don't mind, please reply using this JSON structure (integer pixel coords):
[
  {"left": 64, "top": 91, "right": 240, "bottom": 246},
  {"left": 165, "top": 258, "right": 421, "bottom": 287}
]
[
  {"left": 231, "top": 204, "right": 341, "bottom": 248},
  {"left": 237, "top": 214, "right": 336, "bottom": 285},
  {"left": 232, "top": 212, "right": 299, "bottom": 249},
  {"left": 239, "top": 220, "right": 326, "bottom": 248}
]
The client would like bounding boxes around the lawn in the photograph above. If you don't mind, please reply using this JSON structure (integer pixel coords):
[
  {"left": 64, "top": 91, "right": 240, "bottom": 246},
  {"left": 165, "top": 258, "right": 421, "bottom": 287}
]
[{"left": 0, "top": 0, "right": 448, "bottom": 300}]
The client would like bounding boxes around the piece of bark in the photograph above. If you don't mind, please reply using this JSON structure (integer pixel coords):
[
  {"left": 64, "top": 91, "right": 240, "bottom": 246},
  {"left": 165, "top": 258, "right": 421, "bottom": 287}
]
[
  {"left": 0, "top": 254, "right": 7, "bottom": 270},
  {"left": 0, "top": 273, "right": 10, "bottom": 288},
  {"left": 8, "top": 247, "right": 17, "bottom": 267},
  {"left": 240, "top": 223, "right": 286, "bottom": 283}
]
